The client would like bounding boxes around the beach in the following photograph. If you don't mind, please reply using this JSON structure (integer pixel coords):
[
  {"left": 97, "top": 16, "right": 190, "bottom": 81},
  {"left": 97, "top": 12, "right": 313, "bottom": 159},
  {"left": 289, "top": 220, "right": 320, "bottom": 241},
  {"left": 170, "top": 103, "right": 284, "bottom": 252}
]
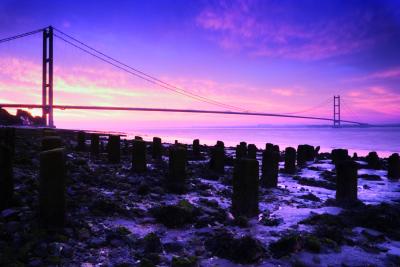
[{"left": 1, "top": 127, "right": 400, "bottom": 266}]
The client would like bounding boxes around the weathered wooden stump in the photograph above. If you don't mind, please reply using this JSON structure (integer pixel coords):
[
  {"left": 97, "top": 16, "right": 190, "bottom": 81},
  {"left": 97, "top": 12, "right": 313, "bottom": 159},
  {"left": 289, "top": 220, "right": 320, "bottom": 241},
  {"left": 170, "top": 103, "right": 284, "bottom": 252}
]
[
  {"left": 336, "top": 160, "right": 358, "bottom": 202},
  {"left": 0, "top": 127, "right": 15, "bottom": 156},
  {"left": 132, "top": 140, "right": 147, "bottom": 172},
  {"left": 167, "top": 146, "right": 187, "bottom": 193},
  {"left": 297, "top": 144, "right": 314, "bottom": 166},
  {"left": 232, "top": 158, "right": 259, "bottom": 218},
  {"left": 152, "top": 137, "right": 162, "bottom": 160},
  {"left": 108, "top": 135, "right": 120, "bottom": 163},
  {"left": 236, "top": 143, "right": 247, "bottom": 160},
  {"left": 216, "top": 140, "right": 224, "bottom": 149},
  {"left": 265, "top": 143, "right": 274, "bottom": 153},
  {"left": 284, "top": 147, "right": 296, "bottom": 174},
  {"left": 76, "top": 131, "right": 86, "bottom": 151},
  {"left": 261, "top": 150, "right": 280, "bottom": 188},
  {"left": 192, "top": 139, "right": 200, "bottom": 158},
  {"left": 388, "top": 153, "right": 400, "bottom": 179},
  {"left": 42, "top": 136, "right": 63, "bottom": 151},
  {"left": 210, "top": 145, "right": 225, "bottom": 173},
  {"left": 0, "top": 144, "right": 13, "bottom": 211},
  {"left": 90, "top": 134, "right": 99, "bottom": 156},
  {"left": 39, "top": 148, "right": 66, "bottom": 227},
  {"left": 366, "top": 151, "right": 381, "bottom": 169},
  {"left": 247, "top": 144, "right": 257, "bottom": 159},
  {"left": 331, "top": 149, "right": 349, "bottom": 165}
]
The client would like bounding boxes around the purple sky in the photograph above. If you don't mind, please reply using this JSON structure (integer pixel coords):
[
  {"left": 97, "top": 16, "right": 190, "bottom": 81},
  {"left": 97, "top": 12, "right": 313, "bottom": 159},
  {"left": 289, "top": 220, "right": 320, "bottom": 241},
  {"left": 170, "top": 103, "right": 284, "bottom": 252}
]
[{"left": 0, "top": 0, "right": 400, "bottom": 129}]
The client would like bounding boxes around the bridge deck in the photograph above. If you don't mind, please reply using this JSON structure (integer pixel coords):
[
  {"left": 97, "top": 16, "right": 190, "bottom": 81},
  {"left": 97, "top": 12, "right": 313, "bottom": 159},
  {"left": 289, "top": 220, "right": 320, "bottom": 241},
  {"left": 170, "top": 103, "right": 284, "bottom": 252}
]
[{"left": 0, "top": 103, "right": 365, "bottom": 125}]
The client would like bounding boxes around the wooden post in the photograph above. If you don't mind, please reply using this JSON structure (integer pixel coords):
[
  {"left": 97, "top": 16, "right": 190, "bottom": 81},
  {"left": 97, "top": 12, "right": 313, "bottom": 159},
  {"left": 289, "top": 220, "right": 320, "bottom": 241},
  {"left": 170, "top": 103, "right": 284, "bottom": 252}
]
[
  {"left": 247, "top": 144, "right": 257, "bottom": 159},
  {"left": 76, "top": 131, "right": 86, "bottom": 151},
  {"left": 108, "top": 135, "right": 120, "bottom": 163},
  {"left": 152, "top": 137, "right": 162, "bottom": 160},
  {"left": 388, "top": 153, "right": 400, "bottom": 179},
  {"left": 90, "top": 134, "right": 99, "bottom": 157},
  {"left": 336, "top": 160, "right": 358, "bottom": 202},
  {"left": 261, "top": 150, "right": 280, "bottom": 188},
  {"left": 39, "top": 148, "right": 66, "bottom": 227},
  {"left": 167, "top": 146, "right": 187, "bottom": 193},
  {"left": 284, "top": 147, "right": 296, "bottom": 174},
  {"left": 132, "top": 140, "right": 147, "bottom": 172},
  {"left": 232, "top": 158, "right": 259, "bottom": 218},
  {"left": 0, "top": 144, "right": 13, "bottom": 211}
]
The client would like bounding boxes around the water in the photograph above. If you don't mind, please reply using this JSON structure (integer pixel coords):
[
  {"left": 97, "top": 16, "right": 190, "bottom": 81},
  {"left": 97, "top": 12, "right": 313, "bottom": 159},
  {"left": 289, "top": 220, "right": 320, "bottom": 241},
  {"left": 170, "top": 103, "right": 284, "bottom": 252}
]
[{"left": 126, "top": 126, "right": 400, "bottom": 157}]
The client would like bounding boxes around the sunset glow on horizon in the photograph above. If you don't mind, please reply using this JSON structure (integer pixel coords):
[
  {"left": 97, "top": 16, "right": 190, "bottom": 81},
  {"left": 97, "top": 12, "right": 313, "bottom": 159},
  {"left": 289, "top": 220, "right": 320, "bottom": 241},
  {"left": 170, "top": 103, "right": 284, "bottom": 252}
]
[{"left": 1, "top": 0, "right": 400, "bottom": 131}]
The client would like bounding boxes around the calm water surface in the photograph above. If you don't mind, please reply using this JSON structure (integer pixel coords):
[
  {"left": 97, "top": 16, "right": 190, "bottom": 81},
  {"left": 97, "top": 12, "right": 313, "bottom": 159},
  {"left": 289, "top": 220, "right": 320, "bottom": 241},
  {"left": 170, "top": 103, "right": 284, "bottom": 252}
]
[{"left": 128, "top": 127, "right": 400, "bottom": 157}]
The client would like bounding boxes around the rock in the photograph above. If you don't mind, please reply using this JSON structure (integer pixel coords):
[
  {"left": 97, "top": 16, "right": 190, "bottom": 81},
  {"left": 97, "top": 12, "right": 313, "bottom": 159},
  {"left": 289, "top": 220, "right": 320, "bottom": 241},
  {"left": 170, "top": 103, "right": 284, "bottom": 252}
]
[
  {"left": 171, "top": 256, "right": 198, "bottom": 267},
  {"left": 41, "top": 136, "right": 63, "bottom": 151},
  {"left": 150, "top": 200, "right": 197, "bottom": 228},
  {"left": 359, "top": 173, "right": 382, "bottom": 181},
  {"left": 270, "top": 234, "right": 302, "bottom": 258},
  {"left": 205, "top": 231, "right": 265, "bottom": 264},
  {"left": 89, "top": 237, "right": 106, "bottom": 248},
  {"left": 142, "top": 233, "right": 162, "bottom": 253},
  {"left": 299, "top": 193, "right": 321, "bottom": 202}
]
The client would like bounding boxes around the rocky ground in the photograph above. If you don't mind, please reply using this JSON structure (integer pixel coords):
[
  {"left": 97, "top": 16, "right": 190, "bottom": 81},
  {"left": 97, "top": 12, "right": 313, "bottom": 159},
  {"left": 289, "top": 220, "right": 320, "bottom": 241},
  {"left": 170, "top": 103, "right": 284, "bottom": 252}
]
[{"left": 1, "top": 128, "right": 400, "bottom": 267}]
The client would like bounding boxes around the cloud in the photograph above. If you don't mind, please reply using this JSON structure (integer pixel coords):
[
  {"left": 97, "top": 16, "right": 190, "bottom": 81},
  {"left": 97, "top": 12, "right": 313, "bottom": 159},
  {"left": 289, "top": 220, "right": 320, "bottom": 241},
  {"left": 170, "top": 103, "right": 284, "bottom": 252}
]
[
  {"left": 346, "top": 67, "right": 400, "bottom": 82},
  {"left": 196, "top": 0, "right": 399, "bottom": 60},
  {"left": 346, "top": 86, "right": 400, "bottom": 115}
]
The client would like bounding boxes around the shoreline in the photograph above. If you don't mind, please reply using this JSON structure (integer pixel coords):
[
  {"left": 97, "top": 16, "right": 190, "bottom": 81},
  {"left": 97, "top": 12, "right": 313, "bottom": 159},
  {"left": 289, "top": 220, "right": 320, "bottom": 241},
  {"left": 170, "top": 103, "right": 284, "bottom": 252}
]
[{"left": 1, "top": 126, "right": 400, "bottom": 266}]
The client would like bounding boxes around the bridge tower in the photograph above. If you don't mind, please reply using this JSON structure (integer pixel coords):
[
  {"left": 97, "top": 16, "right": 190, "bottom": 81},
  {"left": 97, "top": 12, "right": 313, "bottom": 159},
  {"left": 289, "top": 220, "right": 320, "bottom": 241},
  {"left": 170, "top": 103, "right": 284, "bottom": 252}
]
[
  {"left": 333, "top": 95, "right": 341, "bottom": 127},
  {"left": 42, "top": 26, "right": 54, "bottom": 127}
]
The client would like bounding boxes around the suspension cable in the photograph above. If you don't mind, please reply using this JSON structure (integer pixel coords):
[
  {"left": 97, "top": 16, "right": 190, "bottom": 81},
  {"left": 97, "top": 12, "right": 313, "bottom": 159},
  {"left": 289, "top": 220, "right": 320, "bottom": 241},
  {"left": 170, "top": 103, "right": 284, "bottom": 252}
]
[
  {"left": 0, "top": 28, "right": 44, "bottom": 44},
  {"left": 53, "top": 28, "right": 249, "bottom": 112}
]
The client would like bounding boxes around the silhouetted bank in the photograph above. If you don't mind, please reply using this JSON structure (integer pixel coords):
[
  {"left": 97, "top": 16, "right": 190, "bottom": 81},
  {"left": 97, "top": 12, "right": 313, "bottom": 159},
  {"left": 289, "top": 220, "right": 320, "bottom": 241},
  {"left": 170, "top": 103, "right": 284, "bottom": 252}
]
[
  {"left": 0, "top": 108, "right": 44, "bottom": 126},
  {"left": 1, "top": 127, "right": 400, "bottom": 266}
]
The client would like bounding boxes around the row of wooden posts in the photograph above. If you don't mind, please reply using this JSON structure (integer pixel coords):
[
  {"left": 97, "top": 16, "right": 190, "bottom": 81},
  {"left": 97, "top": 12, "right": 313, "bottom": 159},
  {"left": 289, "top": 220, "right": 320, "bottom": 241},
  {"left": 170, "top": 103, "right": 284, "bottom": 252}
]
[{"left": 1, "top": 128, "right": 400, "bottom": 227}]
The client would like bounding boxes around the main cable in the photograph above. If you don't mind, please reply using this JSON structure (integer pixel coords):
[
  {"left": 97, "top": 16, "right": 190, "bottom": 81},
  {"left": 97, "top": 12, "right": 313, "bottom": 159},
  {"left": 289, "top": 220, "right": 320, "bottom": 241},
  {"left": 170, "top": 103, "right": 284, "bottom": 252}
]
[
  {"left": 53, "top": 27, "right": 249, "bottom": 112},
  {"left": 54, "top": 33, "right": 248, "bottom": 111},
  {"left": 0, "top": 28, "right": 44, "bottom": 44}
]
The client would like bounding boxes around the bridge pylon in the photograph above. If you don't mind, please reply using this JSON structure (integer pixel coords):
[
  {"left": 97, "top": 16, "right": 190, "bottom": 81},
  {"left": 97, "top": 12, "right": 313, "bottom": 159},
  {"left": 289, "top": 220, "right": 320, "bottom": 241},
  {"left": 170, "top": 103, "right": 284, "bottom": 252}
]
[
  {"left": 42, "top": 26, "right": 54, "bottom": 127},
  {"left": 333, "top": 95, "right": 341, "bottom": 128}
]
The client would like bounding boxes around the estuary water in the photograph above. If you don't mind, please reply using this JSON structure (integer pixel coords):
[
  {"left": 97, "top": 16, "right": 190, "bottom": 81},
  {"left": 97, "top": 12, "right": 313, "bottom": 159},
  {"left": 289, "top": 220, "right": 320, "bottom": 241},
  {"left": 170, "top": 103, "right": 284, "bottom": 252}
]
[{"left": 127, "top": 126, "right": 400, "bottom": 157}]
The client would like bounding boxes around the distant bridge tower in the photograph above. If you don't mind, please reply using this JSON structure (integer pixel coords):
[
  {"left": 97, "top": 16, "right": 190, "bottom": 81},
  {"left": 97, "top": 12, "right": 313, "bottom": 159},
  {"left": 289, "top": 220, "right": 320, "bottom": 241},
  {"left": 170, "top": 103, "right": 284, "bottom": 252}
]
[
  {"left": 333, "top": 95, "right": 341, "bottom": 127},
  {"left": 42, "top": 26, "right": 54, "bottom": 127}
]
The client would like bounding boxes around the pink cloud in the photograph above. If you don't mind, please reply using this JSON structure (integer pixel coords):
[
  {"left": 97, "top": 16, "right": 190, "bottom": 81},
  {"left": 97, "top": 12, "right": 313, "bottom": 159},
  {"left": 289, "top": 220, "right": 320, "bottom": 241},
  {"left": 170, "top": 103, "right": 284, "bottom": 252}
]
[
  {"left": 196, "top": 1, "right": 388, "bottom": 60},
  {"left": 345, "top": 67, "right": 400, "bottom": 82}
]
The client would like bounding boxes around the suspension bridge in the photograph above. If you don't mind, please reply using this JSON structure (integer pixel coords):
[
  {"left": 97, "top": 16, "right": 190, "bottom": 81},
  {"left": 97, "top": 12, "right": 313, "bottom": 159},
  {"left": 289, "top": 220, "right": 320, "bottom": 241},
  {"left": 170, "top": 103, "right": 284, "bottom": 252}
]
[{"left": 0, "top": 26, "right": 366, "bottom": 128}]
